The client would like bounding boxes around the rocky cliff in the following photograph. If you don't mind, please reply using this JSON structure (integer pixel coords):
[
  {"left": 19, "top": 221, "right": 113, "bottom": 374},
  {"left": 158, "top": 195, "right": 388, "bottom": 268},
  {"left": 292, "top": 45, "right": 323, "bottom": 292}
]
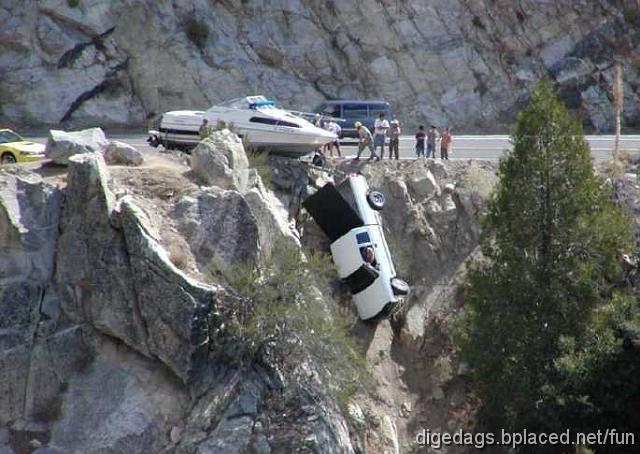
[
  {"left": 1, "top": 0, "right": 639, "bottom": 132},
  {"left": 0, "top": 126, "right": 501, "bottom": 452}
]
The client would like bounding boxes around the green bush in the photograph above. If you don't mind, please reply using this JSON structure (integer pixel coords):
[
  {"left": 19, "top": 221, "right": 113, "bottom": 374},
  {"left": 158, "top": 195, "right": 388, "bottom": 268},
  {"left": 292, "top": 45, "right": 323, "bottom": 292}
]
[
  {"left": 211, "top": 240, "right": 372, "bottom": 406},
  {"left": 67, "top": 0, "right": 80, "bottom": 7}
]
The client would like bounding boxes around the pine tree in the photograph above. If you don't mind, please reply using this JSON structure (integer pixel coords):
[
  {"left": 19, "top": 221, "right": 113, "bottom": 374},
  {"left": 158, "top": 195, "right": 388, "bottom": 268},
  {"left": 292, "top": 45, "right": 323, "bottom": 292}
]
[{"left": 458, "top": 79, "right": 632, "bottom": 431}]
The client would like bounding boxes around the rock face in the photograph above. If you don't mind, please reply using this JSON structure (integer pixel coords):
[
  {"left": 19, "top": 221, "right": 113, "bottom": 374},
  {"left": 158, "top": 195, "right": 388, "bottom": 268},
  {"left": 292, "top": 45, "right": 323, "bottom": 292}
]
[
  {"left": 1, "top": 1, "right": 639, "bottom": 132},
  {"left": 0, "top": 167, "right": 91, "bottom": 445},
  {"left": 55, "top": 153, "right": 218, "bottom": 384},
  {"left": 190, "top": 129, "right": 250, "bottom": 191},
  {"left": 104, "top": 140, "right": 144, "bottom": 166},
  {"left": 0, "top": 141, "right": 358, "bottom": 453},
  {"left": 44, "top": 128, "right": 109, "bottom": 165},
  {"left": 170, "top": 188, "right": 260, "bottom": 278}
]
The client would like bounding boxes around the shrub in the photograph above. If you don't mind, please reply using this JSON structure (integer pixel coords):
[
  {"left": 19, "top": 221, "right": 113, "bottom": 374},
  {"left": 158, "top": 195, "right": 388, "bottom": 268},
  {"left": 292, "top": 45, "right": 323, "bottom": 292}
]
[
  {"left": 185, "top": 18, "right": 209, "bottom": 49},
  {"left": 211, "top": 240, "right": 373, "bottom": 406},
  {"left": 247, "top": 149, "right": 273, "bottom": 189},
  {"left": 461, "top": 162, "right": 496, "bottom": 200},
  {"left": 67, "top": 0, "right": 80, "bottom": 7}
]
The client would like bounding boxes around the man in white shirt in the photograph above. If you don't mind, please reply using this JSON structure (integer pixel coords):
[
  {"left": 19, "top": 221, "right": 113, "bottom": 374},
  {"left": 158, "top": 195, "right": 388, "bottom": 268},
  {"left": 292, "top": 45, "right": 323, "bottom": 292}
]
[
  {"left": 325, "top": 121, "right": 342, "bottom": 158},
  {"left": 373, "top": 112, "right": 390, "bottom": 158}
]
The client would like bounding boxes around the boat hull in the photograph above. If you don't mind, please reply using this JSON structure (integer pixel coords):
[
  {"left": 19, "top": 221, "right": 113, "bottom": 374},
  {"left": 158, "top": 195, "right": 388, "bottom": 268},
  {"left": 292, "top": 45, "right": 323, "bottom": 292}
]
[{"left": 151, "top": 107, "right": 335, "bottom": 157}]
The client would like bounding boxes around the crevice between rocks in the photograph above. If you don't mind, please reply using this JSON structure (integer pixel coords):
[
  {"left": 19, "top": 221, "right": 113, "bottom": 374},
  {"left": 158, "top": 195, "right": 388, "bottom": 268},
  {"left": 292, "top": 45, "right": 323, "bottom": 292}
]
[
  {"left": 60, "top": 58, "right": 129, "bottom": 123},
  {"left": 57, "top": 26, "right": 116, "bottom": 69}
]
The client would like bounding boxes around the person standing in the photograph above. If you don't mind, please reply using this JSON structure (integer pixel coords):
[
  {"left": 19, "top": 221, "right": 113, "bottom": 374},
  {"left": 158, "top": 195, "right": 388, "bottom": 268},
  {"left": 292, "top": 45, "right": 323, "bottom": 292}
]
[
  {"left": 373, "top": 112, "right": 389, "bottom": 159},
  {"left": 440, "top": 127, "right": 452, "bottom": 160},
  {"left": 354, "top": 121, "right": 379, "bottom": 161},
  {"left": 388, "top": 120, "right": 401, "bottom": 160},
  {"left": 199, "top": 118, "right": 213, "bottom": 139},
  {"left": 415, "top": 125, "right": 426, "bottom": 158},
  {"left": 326, "top": 121, "right": 342, "bottom": 158},
  {"left": 426, "top": 125, "right": 440, "bottom": 158}
]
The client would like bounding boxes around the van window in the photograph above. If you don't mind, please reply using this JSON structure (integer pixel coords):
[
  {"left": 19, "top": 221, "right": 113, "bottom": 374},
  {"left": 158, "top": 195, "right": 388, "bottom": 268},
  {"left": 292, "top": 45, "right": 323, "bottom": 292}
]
[
  {"left": 369, "top": 103, "right": 390, "bottom": 118},
  {"left": 342, "top": 103, "right": 369, "bottom": 118}
]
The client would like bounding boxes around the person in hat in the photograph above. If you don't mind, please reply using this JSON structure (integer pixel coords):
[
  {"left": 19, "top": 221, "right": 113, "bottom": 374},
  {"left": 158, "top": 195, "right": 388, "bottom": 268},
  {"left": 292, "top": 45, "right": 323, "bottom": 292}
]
[
  {"left": 354, "top": 121, "right": 379, "bottom": 161},
  {"left": 388, "top": 119, "right": 401, "bottom": 160}
]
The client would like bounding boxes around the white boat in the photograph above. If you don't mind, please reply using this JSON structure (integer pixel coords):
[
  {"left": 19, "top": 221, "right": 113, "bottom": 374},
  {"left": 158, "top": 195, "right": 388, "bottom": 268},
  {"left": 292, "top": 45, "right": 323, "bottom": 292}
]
[{"left": 147, "top": 96, "right": 337, "bottom": 157}]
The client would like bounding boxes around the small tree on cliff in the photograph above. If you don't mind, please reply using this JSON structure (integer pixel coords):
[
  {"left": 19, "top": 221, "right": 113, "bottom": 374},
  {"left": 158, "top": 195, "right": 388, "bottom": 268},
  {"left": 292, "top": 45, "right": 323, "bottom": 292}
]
[{"left": 458, "top": 79, "right": 631, "bottom": 431}]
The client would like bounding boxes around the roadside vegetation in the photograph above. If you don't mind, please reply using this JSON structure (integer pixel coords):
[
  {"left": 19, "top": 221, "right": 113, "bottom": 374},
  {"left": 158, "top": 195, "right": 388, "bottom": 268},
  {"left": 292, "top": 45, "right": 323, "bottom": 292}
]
[{"left": 457, "top": 79, "right": 640, "bottom": 450}]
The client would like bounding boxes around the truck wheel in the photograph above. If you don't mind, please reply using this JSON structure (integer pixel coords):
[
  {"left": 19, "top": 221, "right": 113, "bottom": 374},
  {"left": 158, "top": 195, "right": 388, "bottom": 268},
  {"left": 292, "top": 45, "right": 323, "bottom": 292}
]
[
  {"left": 390, "top": 278, "right": 409, "bottom": 296},
  {"left": 367, "top": 190, "right": 385, "bottom": 210},
  {"left": 1, "top": 153, "right": 17, "bottom": 165}
]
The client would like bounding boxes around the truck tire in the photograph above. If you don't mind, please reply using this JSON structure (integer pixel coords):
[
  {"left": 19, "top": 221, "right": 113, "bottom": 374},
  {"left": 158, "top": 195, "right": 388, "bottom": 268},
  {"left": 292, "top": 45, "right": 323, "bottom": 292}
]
[
  {"left": 367, "top": 190, "right": 385, "bottom": 210},
  {"left": 391, "top": 278, "right": 410, "bottom": 296}
]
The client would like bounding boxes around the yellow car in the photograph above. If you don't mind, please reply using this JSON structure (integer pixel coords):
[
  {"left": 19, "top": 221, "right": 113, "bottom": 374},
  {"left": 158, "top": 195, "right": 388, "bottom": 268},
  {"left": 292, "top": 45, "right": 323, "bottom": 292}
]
[{"left": 0, "top": 129, "right": 45, "bottom": 165}]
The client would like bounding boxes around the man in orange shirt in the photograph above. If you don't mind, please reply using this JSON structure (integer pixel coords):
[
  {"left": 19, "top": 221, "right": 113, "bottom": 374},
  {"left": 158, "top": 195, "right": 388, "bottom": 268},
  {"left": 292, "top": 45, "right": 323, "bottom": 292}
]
[{"left": 440, "top": 127, "right": 453, "bottom": 160}]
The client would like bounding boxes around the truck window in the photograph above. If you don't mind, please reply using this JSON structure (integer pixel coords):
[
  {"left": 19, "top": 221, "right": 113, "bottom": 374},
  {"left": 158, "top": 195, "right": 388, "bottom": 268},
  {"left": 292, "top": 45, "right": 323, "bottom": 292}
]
[{"left": 344, "top": 264, "right": 379, "bottom": 294}]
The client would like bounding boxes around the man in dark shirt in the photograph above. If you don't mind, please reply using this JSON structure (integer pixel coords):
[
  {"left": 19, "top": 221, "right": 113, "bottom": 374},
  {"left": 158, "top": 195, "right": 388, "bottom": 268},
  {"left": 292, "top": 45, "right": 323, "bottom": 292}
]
[
  {"left": 415, "top": 125, "right": 426, "bottom": 158},
  {"left": 427, "top": 125, "right": 440, "bottom": 159}
]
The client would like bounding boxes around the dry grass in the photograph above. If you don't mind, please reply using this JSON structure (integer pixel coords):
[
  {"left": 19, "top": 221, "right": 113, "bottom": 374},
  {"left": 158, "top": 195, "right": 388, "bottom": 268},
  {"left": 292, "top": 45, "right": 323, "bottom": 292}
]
[
  {"left": 111, "top": 154, "right": 201, "bottom": 277},
  {"left": 164, "top": 231, "right": 191, "bottom": 271},
  {"left": 111, "top": 164, "right": 197, "bottom": 203}
]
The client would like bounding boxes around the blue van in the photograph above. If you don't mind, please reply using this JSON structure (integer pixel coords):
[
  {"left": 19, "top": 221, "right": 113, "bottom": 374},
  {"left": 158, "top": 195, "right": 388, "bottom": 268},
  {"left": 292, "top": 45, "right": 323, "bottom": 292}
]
[{"left": 313, "top": 100, "right": 394, "bottom": 139}]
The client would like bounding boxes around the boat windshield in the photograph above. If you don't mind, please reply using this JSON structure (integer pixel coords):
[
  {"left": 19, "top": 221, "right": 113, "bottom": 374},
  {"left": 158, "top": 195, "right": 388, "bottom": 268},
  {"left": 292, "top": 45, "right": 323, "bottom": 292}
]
[{"left": 215, "top": 96, "right": 277, "bottom": 110}]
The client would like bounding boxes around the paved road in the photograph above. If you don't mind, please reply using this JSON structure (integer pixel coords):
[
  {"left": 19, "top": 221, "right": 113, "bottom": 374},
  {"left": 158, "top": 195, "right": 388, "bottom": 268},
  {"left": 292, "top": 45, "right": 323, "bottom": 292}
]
[{"left": 27, "top": 134, "right": 640, "bottom": 162}]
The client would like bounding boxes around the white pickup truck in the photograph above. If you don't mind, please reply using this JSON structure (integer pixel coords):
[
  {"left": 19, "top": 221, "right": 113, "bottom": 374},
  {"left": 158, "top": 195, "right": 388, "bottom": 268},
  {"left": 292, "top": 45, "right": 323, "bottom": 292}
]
[{"left": 303, "top": 174, "right": 409, "bottom": 320}]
